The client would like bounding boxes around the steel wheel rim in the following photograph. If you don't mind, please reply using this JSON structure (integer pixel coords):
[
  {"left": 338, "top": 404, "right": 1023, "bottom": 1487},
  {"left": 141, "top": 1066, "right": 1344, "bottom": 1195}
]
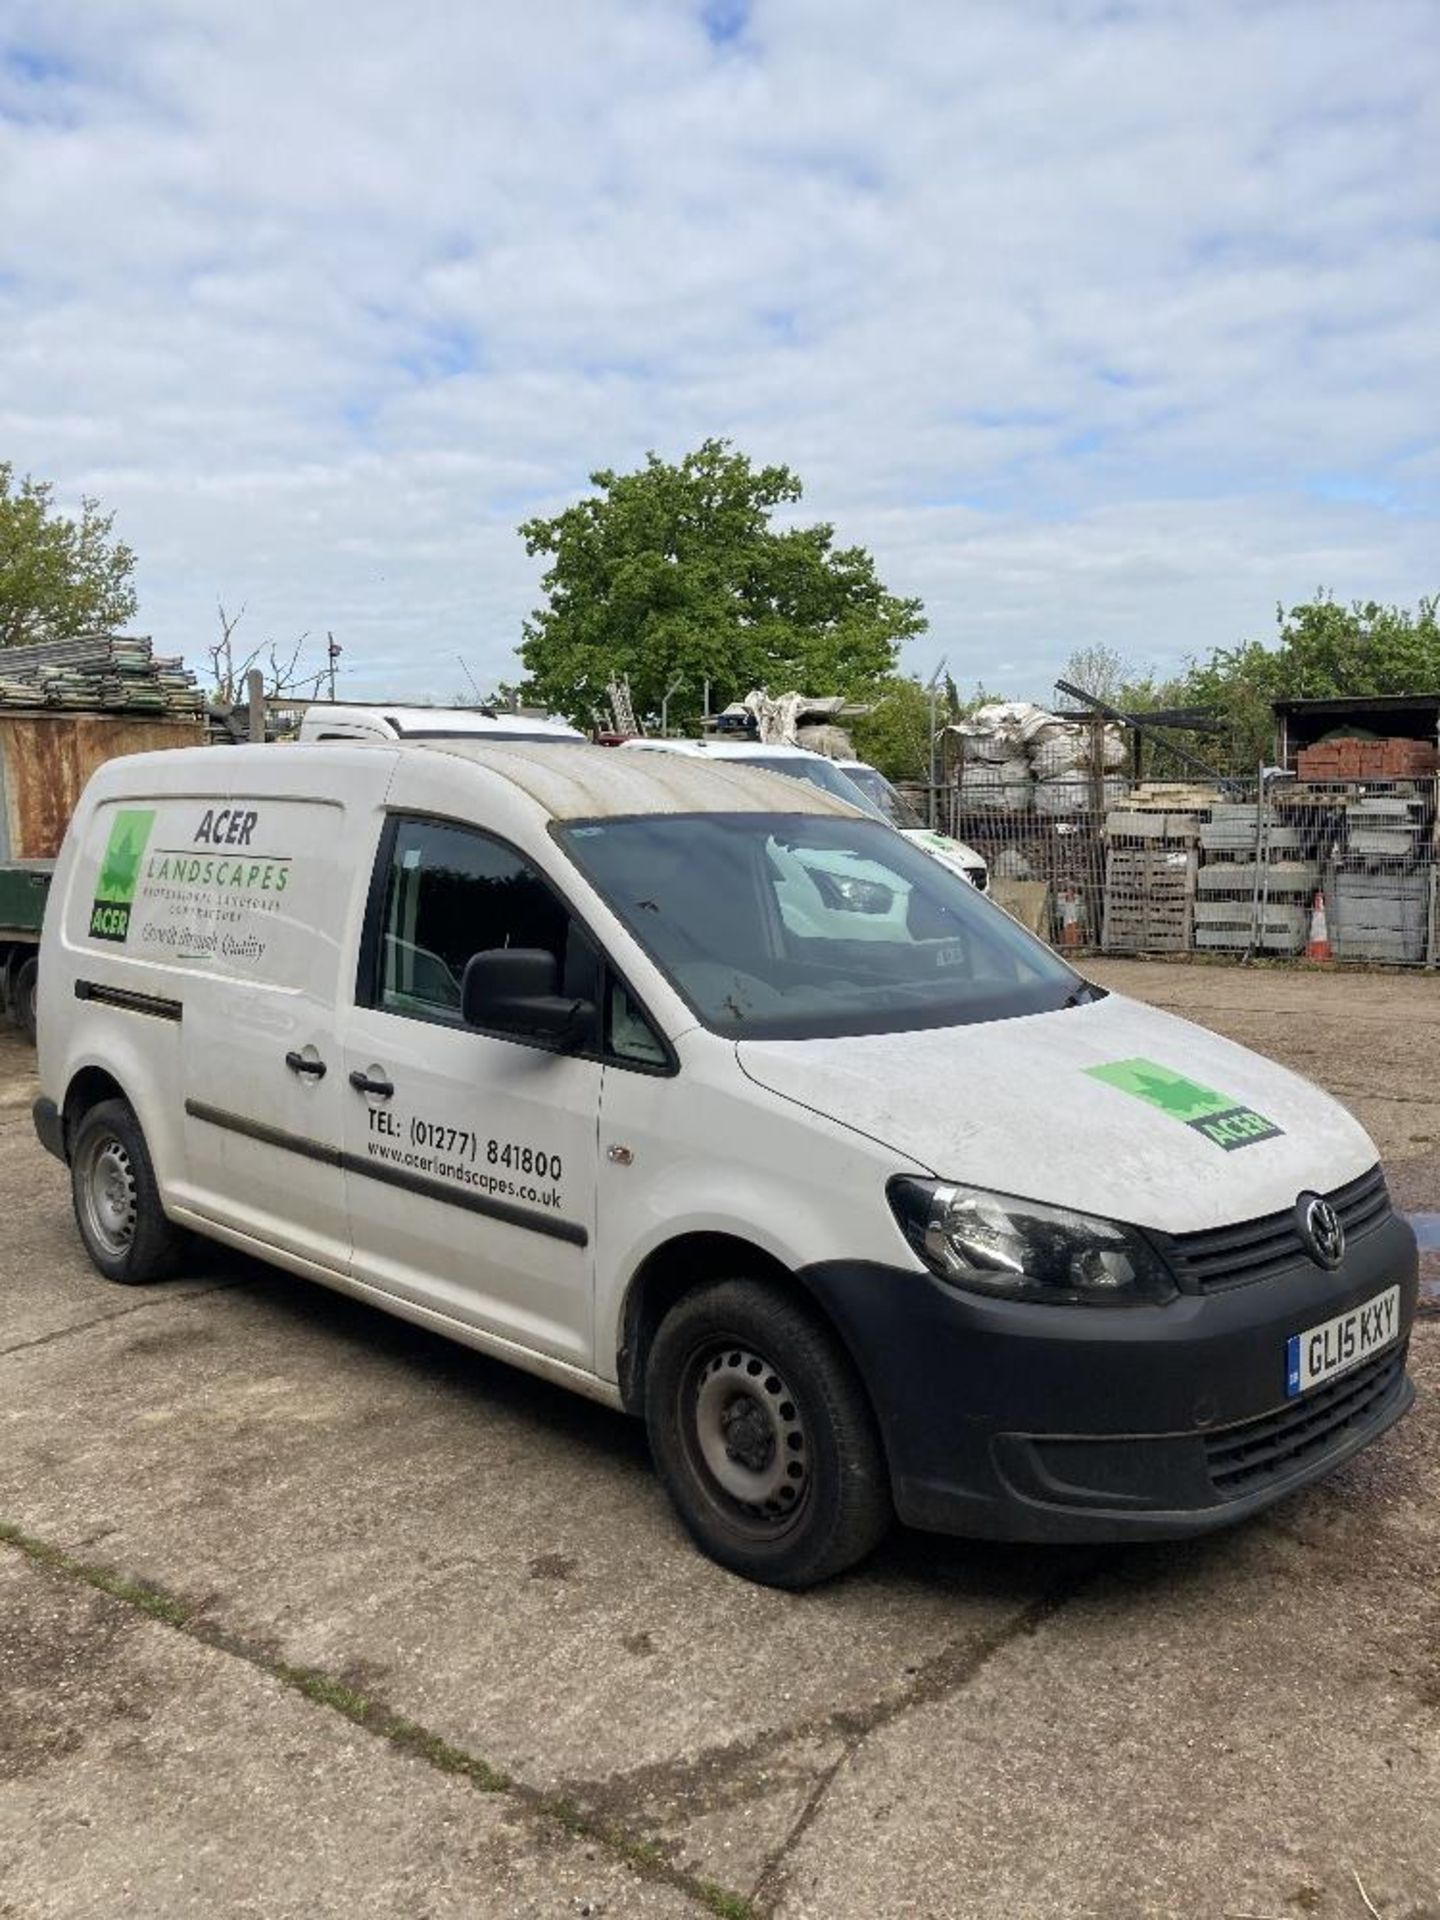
[
  {"left": 78, "top": 1131, "right": 138, "bottom": 1257},
  {"left": 681, "top": 1342, "right": 811, "bottom": 1536}
]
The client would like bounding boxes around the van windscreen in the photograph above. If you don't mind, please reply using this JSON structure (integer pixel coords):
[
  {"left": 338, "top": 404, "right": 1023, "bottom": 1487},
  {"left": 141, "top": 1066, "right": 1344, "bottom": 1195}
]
[
  {"left": 841, "top": 765, "right": 924, "bottom": 830},
  {"left": 558, "top": 812, "right": 1087, "bottom": 1039},
  {"left": 738, "top": 755, "right": 889, "bottom": 821}
]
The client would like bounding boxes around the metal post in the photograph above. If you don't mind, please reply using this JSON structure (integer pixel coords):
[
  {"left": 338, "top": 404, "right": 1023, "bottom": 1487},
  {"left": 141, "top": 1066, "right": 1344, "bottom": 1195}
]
[
  {"left": 928, "top": 683, "right": 938, "bottom": 826},
  {"left": 1088, "top": 717, "right": 1105, "bottom": 815},
  {"left": 1246, "top": 762, "right": 1267, "bottom": 960},
  {"left": 925, "top": 655, "right": 948, "bottom": 830},
  {"left": 246, "top": 669, "right": 266, "bottom": 744}
]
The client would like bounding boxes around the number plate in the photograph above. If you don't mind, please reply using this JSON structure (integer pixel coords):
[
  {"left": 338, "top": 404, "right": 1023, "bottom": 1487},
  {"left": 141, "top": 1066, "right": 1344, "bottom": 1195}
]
[{"left": 1285, "top": 1286, "right": 1401, "bottom": 1398}]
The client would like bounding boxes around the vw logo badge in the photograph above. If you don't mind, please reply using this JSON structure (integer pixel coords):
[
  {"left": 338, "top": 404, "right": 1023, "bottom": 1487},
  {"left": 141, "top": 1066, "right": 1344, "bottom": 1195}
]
[{"left": 1298, "top": 1193, "right": 1345, "bottom": 1270}]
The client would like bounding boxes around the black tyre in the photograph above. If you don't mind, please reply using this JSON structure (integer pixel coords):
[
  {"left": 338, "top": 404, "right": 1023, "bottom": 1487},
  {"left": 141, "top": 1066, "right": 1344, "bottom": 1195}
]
[
  {"left": 645, "top": 1278, "right": 891, "bottom": 1588},
  {"left": 12, "top": 954, "right": 37, "bottom": 1044},
  {"left": 70, "top": 1098, "right": 190, "bottom": 1285}
]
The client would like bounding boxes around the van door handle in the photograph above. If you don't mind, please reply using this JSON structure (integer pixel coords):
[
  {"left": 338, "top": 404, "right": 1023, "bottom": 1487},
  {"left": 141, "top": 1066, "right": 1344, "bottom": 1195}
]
[
  {"left": 348, "top": 1070, "right": 395, "bottom": 1099},
  {"left": 285, "top": 1051, "right": 327, "bottom": 1078}
]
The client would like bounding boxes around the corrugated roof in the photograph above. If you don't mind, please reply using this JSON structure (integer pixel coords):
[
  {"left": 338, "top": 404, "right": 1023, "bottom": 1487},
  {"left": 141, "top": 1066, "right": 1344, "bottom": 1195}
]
[
  {"left": 1270, "top": 693, "right": 1440, "bottom": 716},
  {"left": 419, "top": 740, "right": 853, "bottom": 820}
]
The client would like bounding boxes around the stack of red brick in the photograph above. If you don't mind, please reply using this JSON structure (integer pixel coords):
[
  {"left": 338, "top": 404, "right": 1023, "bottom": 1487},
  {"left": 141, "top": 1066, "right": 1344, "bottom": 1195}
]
[{"left": 1296, "top": 736, "right": 1440, "bottom": 780}]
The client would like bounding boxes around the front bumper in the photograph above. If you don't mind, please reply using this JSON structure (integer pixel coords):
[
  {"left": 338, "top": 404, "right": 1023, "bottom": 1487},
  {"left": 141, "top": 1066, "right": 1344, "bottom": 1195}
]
[{"left": 798, "top": 1210, "right": 1419, "bottom": 1543}]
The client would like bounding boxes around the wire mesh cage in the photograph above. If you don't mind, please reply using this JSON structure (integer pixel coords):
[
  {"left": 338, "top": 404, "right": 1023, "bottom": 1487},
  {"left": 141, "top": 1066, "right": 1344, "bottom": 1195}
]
[{"left": 913, "top": 764, "right": 1439, "bottom": 967}]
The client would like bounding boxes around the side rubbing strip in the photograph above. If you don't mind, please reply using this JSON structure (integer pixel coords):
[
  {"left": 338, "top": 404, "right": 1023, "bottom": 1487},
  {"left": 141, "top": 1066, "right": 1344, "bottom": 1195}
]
[
  {"left": 76, "top": 980, "right": 183, "bottom": 1022},
  {"left": 341, "top": 1152, "right": 589, "bottom": 1246},
  {"left": 183, "top": 1099, "right": 588, "bottom": 1247},
  {"left": 185, "top": 1100, "right": 342, "bottom": 1168}
]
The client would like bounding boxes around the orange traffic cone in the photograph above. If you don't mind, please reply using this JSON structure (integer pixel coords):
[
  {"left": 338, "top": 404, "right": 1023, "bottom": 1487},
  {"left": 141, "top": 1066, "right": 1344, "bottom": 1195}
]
[{"left": 1306, "top": 889, "right": 1331, "bottom": 962}]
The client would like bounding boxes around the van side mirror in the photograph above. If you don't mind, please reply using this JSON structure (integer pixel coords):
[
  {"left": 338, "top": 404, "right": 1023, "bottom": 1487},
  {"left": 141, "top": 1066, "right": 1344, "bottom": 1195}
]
[{"left": 460, "top": 949, "right": 594, "bottom": 1050}]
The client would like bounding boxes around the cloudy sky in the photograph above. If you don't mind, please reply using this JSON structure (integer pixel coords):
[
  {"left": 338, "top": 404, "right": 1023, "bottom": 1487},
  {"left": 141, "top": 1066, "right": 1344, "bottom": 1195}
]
[{"left": 2, "top": 0, "right": 1436, "bottom": 705}]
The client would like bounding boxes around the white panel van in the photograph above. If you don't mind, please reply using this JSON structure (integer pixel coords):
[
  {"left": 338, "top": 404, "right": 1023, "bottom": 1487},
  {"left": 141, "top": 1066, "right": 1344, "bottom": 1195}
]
[
  {"left": 297, "top": 703, "right": 586, "bottom": 745},
  {"left": 34, "top": 743, "right": 1418, "bottom": 1585},
  {"left": 621, "top": 738, "right": 989, "bottom": 887}
]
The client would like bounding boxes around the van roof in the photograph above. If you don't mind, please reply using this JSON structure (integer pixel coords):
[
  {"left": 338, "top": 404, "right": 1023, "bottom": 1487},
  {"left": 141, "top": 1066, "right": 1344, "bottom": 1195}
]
[
  {"left": 301, "top": 703, "right": 584, "bottom": 740},
  {"left": 419, "top": 740, "right": 852, "bottom": 820},
  {"left": 81, "top": 739, "right": 855, "bottom": 823}
]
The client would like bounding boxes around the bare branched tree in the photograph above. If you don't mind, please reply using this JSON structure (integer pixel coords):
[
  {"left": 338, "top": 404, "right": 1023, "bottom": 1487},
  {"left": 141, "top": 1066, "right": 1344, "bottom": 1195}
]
[
  {"left": 1057, "top": 643, "right": 1138, "bottom": 706},
  {"left": 209, "top": 601, "right": 330, "bottom": 704}
]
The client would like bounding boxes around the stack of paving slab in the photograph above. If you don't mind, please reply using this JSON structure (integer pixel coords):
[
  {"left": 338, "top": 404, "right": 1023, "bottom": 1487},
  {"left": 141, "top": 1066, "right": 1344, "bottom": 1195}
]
[
  {"left": 1328, "top": 796, "right": 1433, "bottom": 963},
  {"left": 0, "top": 634, "right": 205, "bottom": 715},
  {"left": 1195, "top": 805, "right": 1317, "bottom": 954}
]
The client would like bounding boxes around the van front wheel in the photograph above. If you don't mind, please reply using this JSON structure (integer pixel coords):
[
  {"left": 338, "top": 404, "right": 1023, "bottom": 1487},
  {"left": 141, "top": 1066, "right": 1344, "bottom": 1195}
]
[
  {"left": 645, "top": 1278, "right": 891, "bottom": 1588},
  {"left": 71, "top": 1099, "right": 189, "bottom": 1285}
]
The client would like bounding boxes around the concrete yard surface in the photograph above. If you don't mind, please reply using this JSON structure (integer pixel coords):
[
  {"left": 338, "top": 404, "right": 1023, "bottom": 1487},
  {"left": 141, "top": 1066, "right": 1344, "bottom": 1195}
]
[{"left": 1, "top": 964, "right": 1438, "bottom": 1919}]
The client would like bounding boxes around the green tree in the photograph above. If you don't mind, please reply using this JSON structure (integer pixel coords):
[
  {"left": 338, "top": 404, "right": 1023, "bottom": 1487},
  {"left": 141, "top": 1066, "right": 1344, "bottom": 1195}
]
[
  {"left": 1178, "top": 592, "right": 1440, "bottom": 767},
  {"left": 517, "top": 440, "right": 925, "bottom": 727},
  {"left": 0, "top": 462, "right": 138, "bottom": 646},
  {"left": 851, "top": 675, "right": 940, "bottom": 781}
]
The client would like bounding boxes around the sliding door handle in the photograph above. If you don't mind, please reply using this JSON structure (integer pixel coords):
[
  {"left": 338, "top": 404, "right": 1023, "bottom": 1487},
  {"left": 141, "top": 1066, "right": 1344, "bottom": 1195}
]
[{"left": 349, "top": 1070, "right": 395, "bottom": 1099}]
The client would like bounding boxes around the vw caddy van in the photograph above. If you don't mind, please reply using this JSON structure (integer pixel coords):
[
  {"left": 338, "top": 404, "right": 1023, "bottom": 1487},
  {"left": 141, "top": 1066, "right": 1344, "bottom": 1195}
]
[{"left": 34, "top": 742, "right": 1417, "bottom": 1586}]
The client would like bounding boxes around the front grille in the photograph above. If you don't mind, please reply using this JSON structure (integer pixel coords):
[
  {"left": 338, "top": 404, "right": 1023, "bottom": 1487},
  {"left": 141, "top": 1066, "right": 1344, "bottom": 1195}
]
[
  {"left": 1205, "top": 1342, "right": 1408, "bottom": 1496},
  {"left": 1165, "top": 1164, "right": 1391, "bottom": 1293}
]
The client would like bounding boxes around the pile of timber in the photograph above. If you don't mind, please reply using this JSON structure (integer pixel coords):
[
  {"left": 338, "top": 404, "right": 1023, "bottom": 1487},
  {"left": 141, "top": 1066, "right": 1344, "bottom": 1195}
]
[{"left": 0, "top": 634, "right": 205, "bottom": 715}]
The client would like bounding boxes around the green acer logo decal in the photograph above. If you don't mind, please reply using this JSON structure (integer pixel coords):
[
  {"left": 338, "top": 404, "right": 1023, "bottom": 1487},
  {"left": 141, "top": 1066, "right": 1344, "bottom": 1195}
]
[
  {"left": 1085, "top": 1057, "right": 1283, "bottom": 1152},
  {"left": 89, "top": 808, "right": 156, "bottom": 943}
]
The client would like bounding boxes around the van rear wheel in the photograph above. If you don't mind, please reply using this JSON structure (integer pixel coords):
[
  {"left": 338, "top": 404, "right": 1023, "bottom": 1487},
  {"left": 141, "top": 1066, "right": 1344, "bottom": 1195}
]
[
  {"left": 645, "top": 1278, "right": 891, "bottom": 1588},
  {"left": 71, "top": 1099, "right": 189, "bottom": 1285}
]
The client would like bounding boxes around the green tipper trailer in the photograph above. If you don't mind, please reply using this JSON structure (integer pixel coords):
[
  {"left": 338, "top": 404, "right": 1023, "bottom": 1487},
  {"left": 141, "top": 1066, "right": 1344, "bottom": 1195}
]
[{"left": 0, "top": 860, "right": 52, "bottom": 1038}]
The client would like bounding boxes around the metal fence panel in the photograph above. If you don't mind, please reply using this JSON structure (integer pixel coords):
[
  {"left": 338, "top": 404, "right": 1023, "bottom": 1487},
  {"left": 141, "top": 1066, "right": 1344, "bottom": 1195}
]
[{"left": 914, "top": 773, "right": 1440, "bottom": 967}]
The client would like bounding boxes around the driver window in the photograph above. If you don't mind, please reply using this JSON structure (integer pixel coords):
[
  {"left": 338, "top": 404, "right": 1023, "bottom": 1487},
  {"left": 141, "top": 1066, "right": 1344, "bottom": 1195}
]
[{"left": 375, "top": 818, "right": 569, "bottom": 1025}]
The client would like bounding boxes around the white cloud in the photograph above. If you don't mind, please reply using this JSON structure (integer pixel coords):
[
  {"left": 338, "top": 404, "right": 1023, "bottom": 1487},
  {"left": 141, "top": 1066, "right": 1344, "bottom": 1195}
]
[{"left": 0, "top": 0, "right": 1436, "bottom": 703}]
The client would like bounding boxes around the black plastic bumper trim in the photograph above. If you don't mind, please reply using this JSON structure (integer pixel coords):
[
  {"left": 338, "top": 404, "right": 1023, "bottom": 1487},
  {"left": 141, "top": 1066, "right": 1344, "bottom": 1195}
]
[{"left": 75, "top": 979, "right": 183, "bottom": 1022}]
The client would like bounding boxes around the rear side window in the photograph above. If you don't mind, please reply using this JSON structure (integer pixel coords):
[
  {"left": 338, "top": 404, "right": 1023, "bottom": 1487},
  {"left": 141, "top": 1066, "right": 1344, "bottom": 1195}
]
[{"left": 371, "top": 818, "right": 570, "bottom": 1023}]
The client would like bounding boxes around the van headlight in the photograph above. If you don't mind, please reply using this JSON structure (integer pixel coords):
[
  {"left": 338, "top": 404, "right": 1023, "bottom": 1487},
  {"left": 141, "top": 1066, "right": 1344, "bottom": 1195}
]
[{"left": 887, "top": 1179, "right": 1176, "bottom": 1306}]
